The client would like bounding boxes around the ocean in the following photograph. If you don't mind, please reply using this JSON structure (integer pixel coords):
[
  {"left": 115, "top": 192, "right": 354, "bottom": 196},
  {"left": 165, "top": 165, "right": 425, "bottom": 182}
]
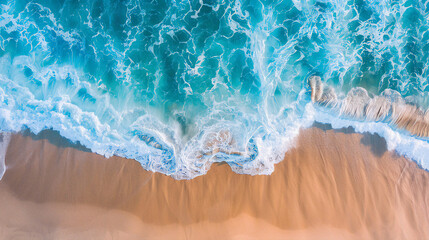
[{"left": 0, "top": 0, "right": 428, "bottom": 179}]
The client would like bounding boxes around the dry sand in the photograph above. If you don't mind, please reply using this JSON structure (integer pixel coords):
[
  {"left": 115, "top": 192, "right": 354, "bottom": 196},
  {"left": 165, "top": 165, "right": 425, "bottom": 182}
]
[{"left": 1, "top": 124, "right": 429, "bottom": 239}]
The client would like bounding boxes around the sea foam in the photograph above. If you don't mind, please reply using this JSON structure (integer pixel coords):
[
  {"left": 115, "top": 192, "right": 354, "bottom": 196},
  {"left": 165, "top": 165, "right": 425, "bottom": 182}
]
[{"left": 0, "top": 132, "right": 11, "bottom": 181}]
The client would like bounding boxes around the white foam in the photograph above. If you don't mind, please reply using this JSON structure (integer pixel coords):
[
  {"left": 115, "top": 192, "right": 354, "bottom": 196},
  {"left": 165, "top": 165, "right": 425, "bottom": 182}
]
[
  {"left": 0, "top": 65, "right": 315, "bottom": 179},
  {"left": 0, "top": 132, "right": 11, "bottom": 181}
]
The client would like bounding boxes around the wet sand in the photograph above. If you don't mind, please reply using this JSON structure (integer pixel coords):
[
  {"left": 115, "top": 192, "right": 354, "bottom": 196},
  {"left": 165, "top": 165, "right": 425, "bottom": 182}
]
[{"left": 1, "top": 124, "right": 429, "bottom": 239}]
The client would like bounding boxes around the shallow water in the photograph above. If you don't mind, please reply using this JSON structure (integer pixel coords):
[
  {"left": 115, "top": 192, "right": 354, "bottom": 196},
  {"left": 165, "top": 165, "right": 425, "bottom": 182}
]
[{"left": 0, "top": 0, "right": 428, "bottom": 178}]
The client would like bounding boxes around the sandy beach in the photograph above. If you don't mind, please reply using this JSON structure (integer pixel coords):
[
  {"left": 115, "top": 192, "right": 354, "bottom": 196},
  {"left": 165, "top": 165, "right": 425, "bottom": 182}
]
[{"left": 1, "top": 123, "right": 429, "bottom": 239}]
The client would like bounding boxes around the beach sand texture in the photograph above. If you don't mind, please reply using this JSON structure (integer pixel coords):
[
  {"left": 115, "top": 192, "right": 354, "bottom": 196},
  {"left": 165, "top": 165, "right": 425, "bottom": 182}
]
[{"left": 1, "top": 124, "right": 428, "bottom": 239}]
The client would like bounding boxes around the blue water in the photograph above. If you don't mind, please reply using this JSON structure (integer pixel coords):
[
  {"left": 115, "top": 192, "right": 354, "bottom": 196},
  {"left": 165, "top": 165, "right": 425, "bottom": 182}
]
[{"left": 0, "top": 0, "right": 429, "bottom": 178}]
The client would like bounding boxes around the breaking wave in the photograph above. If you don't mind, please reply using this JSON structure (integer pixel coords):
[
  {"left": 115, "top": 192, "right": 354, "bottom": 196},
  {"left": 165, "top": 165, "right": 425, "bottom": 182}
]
[{"left": 0, "top": 0, "right": 428, "bottom": 178}]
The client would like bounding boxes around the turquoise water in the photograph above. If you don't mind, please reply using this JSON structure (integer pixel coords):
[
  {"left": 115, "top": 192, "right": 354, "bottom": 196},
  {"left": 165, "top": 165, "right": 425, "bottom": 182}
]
[{"left": 0, "top": 0, "right": 429, "bottom": 178}]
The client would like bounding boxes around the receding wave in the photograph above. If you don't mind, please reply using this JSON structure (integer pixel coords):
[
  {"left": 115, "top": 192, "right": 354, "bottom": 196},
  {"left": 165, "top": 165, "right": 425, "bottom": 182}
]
[
  {"left": 308, "top": 75, "right": 429, "bottom": 171},
  {"left": 309, "top": 75, "right": 429, "bottom": 138}
]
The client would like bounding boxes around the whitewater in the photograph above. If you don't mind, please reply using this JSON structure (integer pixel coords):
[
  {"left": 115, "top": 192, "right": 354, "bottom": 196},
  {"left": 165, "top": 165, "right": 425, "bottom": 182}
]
[{"left": 0, "top": 0, "right": 428, "bottom": 179}]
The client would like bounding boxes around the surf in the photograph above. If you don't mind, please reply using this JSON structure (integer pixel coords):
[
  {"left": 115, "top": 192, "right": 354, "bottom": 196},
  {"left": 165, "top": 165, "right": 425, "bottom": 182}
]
[{"left": 0, "top": 0, "right": 428, "bottom": 178}]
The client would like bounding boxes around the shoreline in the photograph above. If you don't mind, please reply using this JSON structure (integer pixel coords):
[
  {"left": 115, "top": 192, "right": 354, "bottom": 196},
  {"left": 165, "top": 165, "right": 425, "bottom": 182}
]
[{"left": 1, "top": 123, "right": 429, "bottom": 239}]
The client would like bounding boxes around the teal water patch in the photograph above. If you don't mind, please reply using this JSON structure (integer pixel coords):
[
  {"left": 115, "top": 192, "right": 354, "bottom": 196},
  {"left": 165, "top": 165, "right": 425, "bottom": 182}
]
[{"left": 0, "top": 0, "right": 428, "bottom": 178}]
